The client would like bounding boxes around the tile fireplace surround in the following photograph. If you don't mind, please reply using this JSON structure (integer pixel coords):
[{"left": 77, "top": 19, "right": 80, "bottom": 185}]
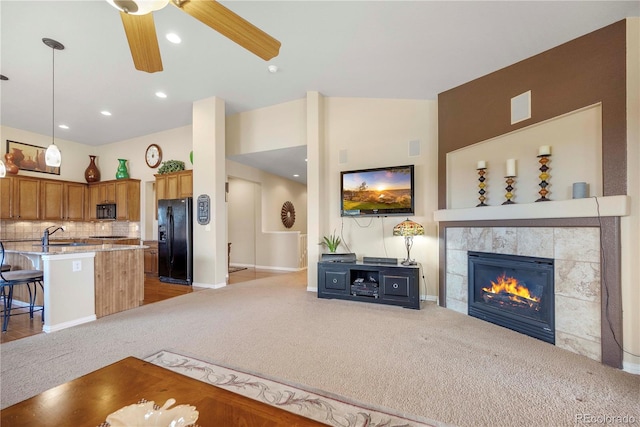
[
  {"left": 435, "top": 196, "right": 629, "bottom": 368},
  {"left": 445, "top": 226, "right": 601, "bottom": 361}
]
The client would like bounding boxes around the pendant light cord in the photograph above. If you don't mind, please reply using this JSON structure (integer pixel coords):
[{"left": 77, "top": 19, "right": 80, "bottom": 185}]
[{"left": 52, "top": 44, "right": 55, "bottom": 146}]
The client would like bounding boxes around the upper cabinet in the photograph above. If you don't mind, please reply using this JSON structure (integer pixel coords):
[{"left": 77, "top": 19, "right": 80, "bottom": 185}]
[
  {"left": 41, "top": 180, "right": 86, "bottom": 221},
  {"left": 115, "top": 179, "right": 140, "bottom": 221},
  {"left": 154, "top": 170, "right": 192, "bottom": 218},
  {"left": 1, "top": 175, "right": 140, "bottom": 223},
  {"left": 0, "top": 176, "right": 40, "bottom": 220}
]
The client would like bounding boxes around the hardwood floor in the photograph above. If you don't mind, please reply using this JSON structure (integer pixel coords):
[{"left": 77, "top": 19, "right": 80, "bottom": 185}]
[{"left": 1, "top": 268, "right": 288, "bottom": 344}]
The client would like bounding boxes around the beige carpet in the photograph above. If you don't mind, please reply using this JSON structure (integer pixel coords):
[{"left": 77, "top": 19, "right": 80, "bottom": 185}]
[{"left": 1, "top": 270, "right": 638, "bottom": 426}]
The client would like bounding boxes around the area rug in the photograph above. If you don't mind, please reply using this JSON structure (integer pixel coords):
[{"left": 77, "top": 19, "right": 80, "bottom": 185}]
[
  {"left": 228, "top": 266, "right": 247, "bottom": 273},
  {"left": 145, "top": 350, "right": 445, "bottom": 427}
]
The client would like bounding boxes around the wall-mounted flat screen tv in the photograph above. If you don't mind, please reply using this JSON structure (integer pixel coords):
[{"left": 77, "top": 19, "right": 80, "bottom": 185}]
[{"left": 341, "top": 165, "right": 415, "bottom": 217}]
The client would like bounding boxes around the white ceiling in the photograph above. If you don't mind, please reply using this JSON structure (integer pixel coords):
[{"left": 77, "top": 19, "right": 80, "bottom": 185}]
[{"left": 1, "top": 1, "right": 638, "bottom": 184}]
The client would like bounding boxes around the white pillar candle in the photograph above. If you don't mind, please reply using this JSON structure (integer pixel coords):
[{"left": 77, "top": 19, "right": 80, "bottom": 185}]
[
  {"left": 477, "top": 160, "right": 486, "bottom": 169},
  {"left": 538, "top": 145, "right": 551, "bottom": 156},
  {"left": 506, "top": 159, "right": 517, "bottom": 177}
]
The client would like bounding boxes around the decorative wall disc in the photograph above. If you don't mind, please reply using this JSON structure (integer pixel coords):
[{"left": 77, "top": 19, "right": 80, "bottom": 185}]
[{"left": 281, "top": 201, "right": 296, "bottom": 228}]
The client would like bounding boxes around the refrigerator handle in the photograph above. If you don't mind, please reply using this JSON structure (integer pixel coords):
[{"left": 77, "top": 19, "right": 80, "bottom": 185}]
[{"left": 167, "top": 206, "right": 174, "bottom": 266}]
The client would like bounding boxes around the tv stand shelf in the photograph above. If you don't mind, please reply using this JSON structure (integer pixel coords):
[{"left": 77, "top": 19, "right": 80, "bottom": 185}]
[{"left": 317, "top": 261, "right": 420, "bottom": 309}]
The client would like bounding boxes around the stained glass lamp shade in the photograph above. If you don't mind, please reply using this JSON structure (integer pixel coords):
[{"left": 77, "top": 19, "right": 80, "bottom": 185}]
[{"left": 393, "top": 218, "right": 424, "bottom": 265}]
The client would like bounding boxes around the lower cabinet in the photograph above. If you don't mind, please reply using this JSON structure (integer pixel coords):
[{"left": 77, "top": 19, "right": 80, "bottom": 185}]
[
  {"left": 143, "top": 240, "right": 159, "bottom": 277},
  {"left": 317, "top": 261, "right": 420, "bottom": 309}
]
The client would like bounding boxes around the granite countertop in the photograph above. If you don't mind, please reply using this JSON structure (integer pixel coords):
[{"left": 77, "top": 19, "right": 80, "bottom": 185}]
[{"left": 3, "top": 242, "right": 146, "bottom": 255}]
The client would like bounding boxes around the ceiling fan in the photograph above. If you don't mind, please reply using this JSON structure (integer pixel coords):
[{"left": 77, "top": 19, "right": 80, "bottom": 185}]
[{"left": 106, "top": 0, "right": 281, "bottom": 73}]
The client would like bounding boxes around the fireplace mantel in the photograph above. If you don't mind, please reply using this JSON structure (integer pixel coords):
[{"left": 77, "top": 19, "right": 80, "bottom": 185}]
[{"left": 434, "top": 195, "right": 629, "bottom": 222}]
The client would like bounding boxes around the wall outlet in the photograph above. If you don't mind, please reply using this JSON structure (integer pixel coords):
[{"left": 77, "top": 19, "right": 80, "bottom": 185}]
[
  {"left": 135, "top": 224, "right": 139, "bottom": 231},
  {"left": 72, "top": 260, "right": 82, "bottom": 272}
]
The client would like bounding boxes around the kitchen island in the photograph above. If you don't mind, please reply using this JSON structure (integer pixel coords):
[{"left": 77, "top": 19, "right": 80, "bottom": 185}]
[{"left": 3, "top": 242, "right": 145, "bottom": 332}]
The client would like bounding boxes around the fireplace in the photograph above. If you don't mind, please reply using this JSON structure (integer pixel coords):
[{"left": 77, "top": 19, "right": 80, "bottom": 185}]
[{"left": 468, "top": 251, "right": 555, "bottom": 344}]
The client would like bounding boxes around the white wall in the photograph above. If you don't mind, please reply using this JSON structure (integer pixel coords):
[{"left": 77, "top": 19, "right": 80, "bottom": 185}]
[
  {"left": 320, "top": 97, "right": 439, "bottom": 298},
  {"left": 1, "top": 125, "right": 94, "bottom": 182},
  {"left": 227, "top": 159, "right": 307, "bottom": 269},
  {"left": 226, "top": 99, "right": 306, "bottom": 156},
  {"left": 227, "top": 177, "right": 257, "bottom": 266},
  {"left": 447, "top": 104, "right": 603, "bottom": 208},
  {"left": 622, "top": 17, "right": 640, "bottom": 372}
]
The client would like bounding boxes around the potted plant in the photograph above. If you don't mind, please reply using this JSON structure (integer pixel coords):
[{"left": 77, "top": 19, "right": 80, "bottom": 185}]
[
  {"left": 158, "top": 160, "right": 186, "bottom": 174},
  {"left": 321, "top": 230, "right": 341, "bottom": 253}
]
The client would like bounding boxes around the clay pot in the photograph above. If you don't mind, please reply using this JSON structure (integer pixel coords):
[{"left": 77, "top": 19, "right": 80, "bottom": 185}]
[{"left": 4, "top": 153, "right": 19, "bottom": 174}]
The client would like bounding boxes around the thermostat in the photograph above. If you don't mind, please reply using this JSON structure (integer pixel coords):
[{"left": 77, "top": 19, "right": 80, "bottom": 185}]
[{"left": 197, "top": 194, "right": 210, "bottom": 225}]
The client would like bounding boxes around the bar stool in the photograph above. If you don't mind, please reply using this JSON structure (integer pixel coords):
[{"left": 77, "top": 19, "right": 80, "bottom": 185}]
[{"left": 0, "top": 242, "right": 44, "bottom": 332}]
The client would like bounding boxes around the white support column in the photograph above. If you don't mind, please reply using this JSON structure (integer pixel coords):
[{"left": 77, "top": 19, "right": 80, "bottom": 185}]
[
  {"left": 306, "top": 91, "right": 324, "bottom": 291},
  {"left": 192, "top": 97, "right": 227, "bottom": 288}
]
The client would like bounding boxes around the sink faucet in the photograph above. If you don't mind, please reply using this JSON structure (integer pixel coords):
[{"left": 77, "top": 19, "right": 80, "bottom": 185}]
[{"left": 42, "top": 226, "right": 64, "bottom": 246}]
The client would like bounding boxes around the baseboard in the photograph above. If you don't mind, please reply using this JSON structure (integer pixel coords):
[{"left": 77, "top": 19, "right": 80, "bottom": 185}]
[
  {"left": 43, "top": 315, "right": 96, "bottom": 333},
  {"left": 254, "top": 265, "right": 305, "bottom": 272},
  {"left": 307, "top": 286, "right": 318, "bottom": 292},
  {"left": 623, "top": 360, "right": 640, "bottom": 375},
  {"left": 192, "top": 281, "right": 226, "bottom": 289},
  {"left": 421, "top": 294, "right": 438, "bottom": 302}
]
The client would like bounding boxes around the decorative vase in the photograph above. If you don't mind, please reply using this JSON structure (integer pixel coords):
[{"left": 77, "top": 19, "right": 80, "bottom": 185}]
[
  {"left": 11, "top": 148, "right": 24, "bottom": 167},
  {"left": 84, "top": 155, "right": 101, "bottom": 183},
  {"left": 4, "top": 153, "right": 19, "bottom": 175},
  {"left": 115, "top": 158, "right": 129, "bottom": 179}
]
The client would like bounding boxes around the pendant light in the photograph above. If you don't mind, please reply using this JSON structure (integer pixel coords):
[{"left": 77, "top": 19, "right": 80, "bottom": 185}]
[
  {"left": 44, "top": 38, "right": 64, "bottom": 168},
  {"left": 0, "top": 74, "right": 7, "bottom": 178}
]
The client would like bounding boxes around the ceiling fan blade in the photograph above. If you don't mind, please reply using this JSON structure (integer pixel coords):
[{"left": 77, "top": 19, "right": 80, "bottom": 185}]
[
  {"left": 120, "top": 11, "right": 163, "bottom": 73},
  {"left": 173, "top": 0, "right": 281, "bottom": 61}
]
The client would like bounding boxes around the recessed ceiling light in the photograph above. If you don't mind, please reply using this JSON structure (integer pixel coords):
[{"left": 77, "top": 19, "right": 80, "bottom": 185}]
[
  {"left": 101, "top": 111, "right": 112, "bottom": 116},
  {"left": 58, "top": 124, "right": 69, "bottom": 129},
  {"left": 304, "top": 158, "right": 308, "bottom": 162},
  {"left": 166, "top": 33, "right": 181, "bottom": 44},
  {"left": 155, "top": 91, "right": 167, "bottom": 98},
  {"left": 267, "top": 64, "right": 278, "bottom": 73},
  {"left": 293, "top": 174, "right": 299, "bottom": 177}
]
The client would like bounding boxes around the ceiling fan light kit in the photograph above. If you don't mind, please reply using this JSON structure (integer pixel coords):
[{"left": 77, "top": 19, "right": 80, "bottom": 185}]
[
  {"left": 107, "top": 0, "right": 281, "bottom": 73},
  {"left": 43, "top": 37, "right": 64, "bottom": 168}
]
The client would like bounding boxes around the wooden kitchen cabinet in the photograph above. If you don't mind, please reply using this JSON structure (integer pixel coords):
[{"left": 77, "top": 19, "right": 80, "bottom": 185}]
[
  {"left": 2, "top": 176, "right": 40, "bottom": 220},
  {"left": 115, "top": 179, "right": 140, "bottom": 221},
  {"left": 87, "top": 179, "right": 139, "bottom": 221},
  {"left": 41, "top": 180, "right": 86, "bottom": 221},
  {"left": 154, "top": 170, "right": 192, "bottom": 218},
  {"left": 143, "top": 240, "right": 158, "bottom": 276},
  {"left": 0, "top": 177, "right": 13, "bottom": 219}
]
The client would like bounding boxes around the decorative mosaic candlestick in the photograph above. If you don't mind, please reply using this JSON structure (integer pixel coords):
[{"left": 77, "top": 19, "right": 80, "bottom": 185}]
[
  {"left": 535, "top": 154, "right": 551, "bottom": 202},
  {"left": 476, "top": 167, "right": 488, "bottom": 207},
  {"left": 502, "top": 176, "right": 516, "bottom": 205}
]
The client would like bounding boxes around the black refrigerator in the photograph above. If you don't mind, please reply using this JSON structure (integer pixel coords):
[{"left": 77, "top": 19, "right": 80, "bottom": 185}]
[{"left": 158, "top": 197, "right": 193, "bottom": 285}]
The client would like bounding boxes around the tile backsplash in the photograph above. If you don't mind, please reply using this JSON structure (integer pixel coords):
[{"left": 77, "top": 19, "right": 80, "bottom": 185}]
[{"left": 0, "top": 220, "right": 141, "bottom": 240}]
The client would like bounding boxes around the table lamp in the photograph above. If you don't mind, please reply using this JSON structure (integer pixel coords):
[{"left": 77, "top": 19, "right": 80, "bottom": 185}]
[{"left": 393, "top": 218, "right": 424, "bottom": 265}]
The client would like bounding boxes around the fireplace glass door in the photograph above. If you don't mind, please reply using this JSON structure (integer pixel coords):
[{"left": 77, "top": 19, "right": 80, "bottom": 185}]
[{"left": 468, "top": 251, "right": 555, "bottom": 344}]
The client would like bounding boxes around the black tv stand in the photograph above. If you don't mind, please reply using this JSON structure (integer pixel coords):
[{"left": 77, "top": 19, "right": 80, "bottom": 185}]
[{"left": 317, "top": 260, "right": 420, "bottom": 309}]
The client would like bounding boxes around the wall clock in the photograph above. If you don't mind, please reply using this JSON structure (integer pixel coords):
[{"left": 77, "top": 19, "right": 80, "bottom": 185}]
[
  {"left": 145, "top": 144, "right": 162, "bottom": 168},
  {"left": 281, "top": 201, "right": 296, "bottom": 228}
]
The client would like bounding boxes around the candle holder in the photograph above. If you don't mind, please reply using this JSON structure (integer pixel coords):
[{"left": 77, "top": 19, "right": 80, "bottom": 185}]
[
  {"left": 502, "top": 176, "right": 516, "bottom": 205},
  {"left": 535, "top": 154, "right": 551, "bottom": 202},
  {"left": 476, "top": 168, "right": 488, "bottom": 207}
]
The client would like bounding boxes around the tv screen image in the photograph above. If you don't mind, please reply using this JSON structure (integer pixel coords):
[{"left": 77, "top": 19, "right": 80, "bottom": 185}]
[{"left": 341, "top": 165, "right": 414, "bottom": 216}]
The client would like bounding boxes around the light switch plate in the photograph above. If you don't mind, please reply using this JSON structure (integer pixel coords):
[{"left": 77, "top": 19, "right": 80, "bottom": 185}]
[{"left": 72, "top": 260, "right": 82, "bottom": 272}]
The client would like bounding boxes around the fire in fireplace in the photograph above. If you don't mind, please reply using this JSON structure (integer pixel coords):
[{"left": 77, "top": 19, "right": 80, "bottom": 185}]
[{"left": 468, "top": 252, "right": 555, "bottom": 344}]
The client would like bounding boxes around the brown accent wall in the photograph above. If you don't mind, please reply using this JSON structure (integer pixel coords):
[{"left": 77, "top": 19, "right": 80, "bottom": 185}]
[
  {"left": 436, "top": 20, "right": 628, "bottom": 369},
  {"left": 438, "top": 20, "right": 627, "bottom": 209}
]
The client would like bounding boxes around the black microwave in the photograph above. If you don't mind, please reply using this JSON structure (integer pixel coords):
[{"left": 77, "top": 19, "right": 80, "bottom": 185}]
[{"left": 96, "top": 203, "right": 117, "bottom": 220}]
